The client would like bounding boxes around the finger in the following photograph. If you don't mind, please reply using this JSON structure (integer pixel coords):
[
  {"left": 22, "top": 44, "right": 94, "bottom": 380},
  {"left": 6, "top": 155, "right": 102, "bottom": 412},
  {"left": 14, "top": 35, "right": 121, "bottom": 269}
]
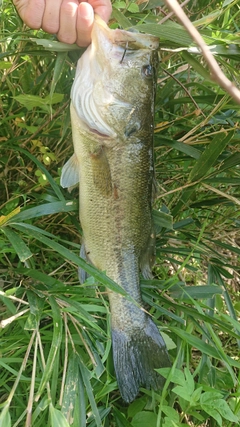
[
  {"left": 88, "top": 0, "right": 112, "bottom": 23},
  {"left": 76, "top": 2, "right": 94, "bottom": 47},
  {"left": 13, "top": 0, "right": 45, "bottom": 29},
  {"left": 57, "top": 0, "right": 79, "bottom": 44},
  {"left": 41, "top": 0, "right": 63, "bottom": 34}
]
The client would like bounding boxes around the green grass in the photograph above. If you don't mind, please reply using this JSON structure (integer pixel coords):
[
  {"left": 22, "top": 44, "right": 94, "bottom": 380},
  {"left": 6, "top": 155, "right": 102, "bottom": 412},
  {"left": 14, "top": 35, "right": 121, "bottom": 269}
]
[{"left": 0, "top": 0, "right": 240, "bottom": 426}]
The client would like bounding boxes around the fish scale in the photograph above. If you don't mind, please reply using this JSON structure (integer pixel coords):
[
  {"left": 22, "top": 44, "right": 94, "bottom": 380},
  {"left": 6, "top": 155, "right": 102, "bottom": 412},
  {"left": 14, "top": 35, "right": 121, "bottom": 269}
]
[{"left": 61, "top": 15, "right": 171, "bottom": 402}]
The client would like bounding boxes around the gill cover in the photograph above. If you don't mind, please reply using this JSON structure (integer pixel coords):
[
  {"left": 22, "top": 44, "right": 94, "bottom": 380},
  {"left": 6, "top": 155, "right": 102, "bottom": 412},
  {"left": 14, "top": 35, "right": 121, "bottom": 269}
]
[{"left": 70, "top": 19, "right": 116, "bottom": 138}]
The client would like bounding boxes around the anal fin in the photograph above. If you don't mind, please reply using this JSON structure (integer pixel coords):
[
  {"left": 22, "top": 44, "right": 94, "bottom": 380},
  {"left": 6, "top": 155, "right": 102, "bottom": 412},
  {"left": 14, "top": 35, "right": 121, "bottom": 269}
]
[
  {"left": 78, "top": 243, "right": 90, "bottom": 284},
  {"left": 140, "top": 225, "right": 156, "bottom": 279}
]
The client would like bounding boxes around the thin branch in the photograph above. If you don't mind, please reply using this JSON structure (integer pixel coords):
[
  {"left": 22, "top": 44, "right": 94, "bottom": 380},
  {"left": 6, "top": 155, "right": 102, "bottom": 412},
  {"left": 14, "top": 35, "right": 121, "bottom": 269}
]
[
  {"left": 158, "top": 0, "right": 191, "bottom": 24},
  {"left": 162, "top": 67, "right": 206, "bottom": 116},
  {"left": 163, "top": 0, "right": 240, "bottom": 104}
]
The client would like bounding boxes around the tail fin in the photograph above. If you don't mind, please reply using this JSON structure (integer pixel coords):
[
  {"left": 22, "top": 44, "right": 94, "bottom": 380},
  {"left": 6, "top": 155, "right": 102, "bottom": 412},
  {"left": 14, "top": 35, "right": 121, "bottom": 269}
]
[{"left": 112, "top": 316, "right": 171, "bottom": 403}]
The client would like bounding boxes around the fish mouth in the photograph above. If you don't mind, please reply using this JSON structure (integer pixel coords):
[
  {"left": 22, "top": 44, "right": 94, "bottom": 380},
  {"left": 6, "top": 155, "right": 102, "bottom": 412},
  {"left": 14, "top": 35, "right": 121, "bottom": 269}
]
[{"left": 93, "top": 14, "right": 159, "bottom": 51}]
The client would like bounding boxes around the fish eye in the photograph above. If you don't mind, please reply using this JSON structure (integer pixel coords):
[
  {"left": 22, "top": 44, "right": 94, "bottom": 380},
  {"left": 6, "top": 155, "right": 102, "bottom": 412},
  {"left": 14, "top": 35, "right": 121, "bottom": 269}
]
[{"left": 142, "top": 64, "right": 153, "bottom": 78}]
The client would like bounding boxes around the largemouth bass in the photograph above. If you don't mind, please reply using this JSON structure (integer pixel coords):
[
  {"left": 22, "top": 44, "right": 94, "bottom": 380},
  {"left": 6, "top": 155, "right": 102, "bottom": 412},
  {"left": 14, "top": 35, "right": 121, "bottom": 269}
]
[{"left": 61, "top": 15, "right": 171, "bottom": 403}]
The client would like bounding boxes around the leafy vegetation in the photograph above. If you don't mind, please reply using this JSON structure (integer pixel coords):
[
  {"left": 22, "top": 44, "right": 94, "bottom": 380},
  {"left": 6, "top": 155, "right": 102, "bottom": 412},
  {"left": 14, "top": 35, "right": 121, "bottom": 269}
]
[{"left": 0, "top": 0, "right": 240, "bottom": 426}]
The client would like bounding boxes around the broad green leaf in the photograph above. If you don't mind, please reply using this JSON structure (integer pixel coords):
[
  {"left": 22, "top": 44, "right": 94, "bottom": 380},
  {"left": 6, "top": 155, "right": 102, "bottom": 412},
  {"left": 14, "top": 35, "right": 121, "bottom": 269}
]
[
  {"left": 135, "top": 22, "right": 193, "bottom": 46},
  {"left": 217, "top": 399, "right": 239, "bottom": 422},
  {"left": 50, "top": 52, "right": 67, "bottom": 99},
  {"left": 161, "top": 332, "right": 176, "bottom": 350},
  {"left": 161, "top": 406, "right": 179, "bottom": 422},
  {"left": 173, "top": 218, "right": 194, "bottom": 229},
  {"left": 184, "top": 367, "right": 195, "bottom": 395},
  {"left": 30, "top": 38, "right": 82, "bottom": 52},
  {"left": 172, "top": 385, "right": 192, "bottom": 402},
  {"left": 0, "top": 61, "right": 12, "bottom": 69},
  {"left": 10, "top": 200, "right": 77, "bottom": 222},
  {"left": 24, "top": 290, "right": 45, "bottom": 330},
  {"left": 156, "top": 367, "right": 184, "bottom": 386},
  {"left": 13, "top": 93, "right": 64, "bottom": 112},
  {"left": 113, "top": 1, "right": 126, "bottom": 9},
  {"left": 193, "top": 11, "right": 220, "bottom": 27},
  {"left": 1, "top": 226, "right": 32, "bottom": 262},
  {"left": 132, "top": 411, "right": 158, "bottom": 427},
  {"left": 0, "top": 405, "right": 11, "bottom": 427},
  {"left": 128, "top": 3, "right": 139, "bottom": 13},
  {"left": 128, "top": 397, "right": 147, "bottom": 419},
  {"left": 170, "top": 284, "right": 223, "bottom": 300},
  {"left": 155, "top": 135, "right": 201, "bottom": 159},
  {"left": 190, "top": 387, "right": 202, "bottom": 405},
  {"left": 181, "top": 51, "right": 212, "bottom": 80},
  {"left": 188, "top": 131, "right": 234, "bottom": 182},
  {"left": 201, "top": 406, "right": 222, "bottom": 426},
  {"left": 215, "top": 152, "right": 240, "bottom": 173},
  {"left": 208, "top": 43, "right": 240, "bottom": 56},
  {"left": 17, "top": 267, "right": 70, "bottom": 289},
  {"left": 152, "top": 209, "right": 173, "bottom": 229},
  {"left": 139, "top": 0, "right": 165, "bottom": 11},
  {"left": 112, "top": 8, "right": 132, "bottom": 28},
  {"left": 200, "top": 391, "right": 222, "bottom": 403},
  {"left": 49, "top": 404, "right": 70, "bottom": 427},
  {"left": 199, "top": 392, "right": 238, "bottom": 425}
]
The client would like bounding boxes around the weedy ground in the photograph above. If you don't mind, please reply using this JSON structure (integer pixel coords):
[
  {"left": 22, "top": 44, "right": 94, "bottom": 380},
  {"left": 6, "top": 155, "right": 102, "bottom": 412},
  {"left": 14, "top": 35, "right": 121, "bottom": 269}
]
[{"left": 0, "top": 1, "right": 240, "bottom": 426}]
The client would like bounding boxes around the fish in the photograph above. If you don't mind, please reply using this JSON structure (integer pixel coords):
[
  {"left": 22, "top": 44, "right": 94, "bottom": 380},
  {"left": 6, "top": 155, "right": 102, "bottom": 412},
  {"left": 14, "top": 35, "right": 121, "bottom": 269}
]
[{"left": 61, "top": 15, "right": 171, "bottom": 403}]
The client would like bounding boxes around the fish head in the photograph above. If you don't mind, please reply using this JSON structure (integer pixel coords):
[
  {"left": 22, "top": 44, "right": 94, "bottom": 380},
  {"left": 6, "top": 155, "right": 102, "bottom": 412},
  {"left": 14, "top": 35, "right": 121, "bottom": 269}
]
[{"left": 71, "top": 15, "right": 159, "bottom": 140}]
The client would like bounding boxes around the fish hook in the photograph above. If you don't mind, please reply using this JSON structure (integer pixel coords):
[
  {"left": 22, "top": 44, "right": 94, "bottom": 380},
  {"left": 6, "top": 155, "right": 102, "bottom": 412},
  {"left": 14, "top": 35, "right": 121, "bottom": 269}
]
[{"left": 120, "top": 42, "right": 128, "bottom": 64}]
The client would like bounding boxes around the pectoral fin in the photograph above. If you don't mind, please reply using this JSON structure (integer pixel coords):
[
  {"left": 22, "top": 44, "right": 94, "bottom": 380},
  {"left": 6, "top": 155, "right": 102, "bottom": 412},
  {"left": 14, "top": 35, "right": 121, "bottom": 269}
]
[
  {"left": 90, "top": 147, "right": 112, "bottom": 198},
  {"left": 60, "top": 153, "right": 79, "bottom": 189}
]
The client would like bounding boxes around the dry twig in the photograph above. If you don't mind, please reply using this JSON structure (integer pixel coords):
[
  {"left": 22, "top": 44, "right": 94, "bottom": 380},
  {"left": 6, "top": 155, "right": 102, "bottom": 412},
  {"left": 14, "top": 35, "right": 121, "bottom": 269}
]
[{"left": 163, "top": 0, "right": 240, "bottom": 104}]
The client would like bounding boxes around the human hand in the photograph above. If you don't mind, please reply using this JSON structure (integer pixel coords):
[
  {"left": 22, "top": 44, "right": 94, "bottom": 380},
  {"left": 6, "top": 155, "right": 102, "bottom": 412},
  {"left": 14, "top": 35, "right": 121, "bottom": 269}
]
[{"left": 13, "top": 0, "right": 112, "bottom": 47}]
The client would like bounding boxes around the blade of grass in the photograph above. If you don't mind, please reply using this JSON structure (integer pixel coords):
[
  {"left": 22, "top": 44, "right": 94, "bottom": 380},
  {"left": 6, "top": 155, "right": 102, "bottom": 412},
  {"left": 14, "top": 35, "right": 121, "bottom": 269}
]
[
  {"left": 188, "top": 131, "right": 234, "bottom": 182},
  {"left": 0, "top": 405, "right": 11, "bottom": 427},
  {"left": 1, "top": 226, "right": 32, "bottom": 262},
  {"left": 49, "top": 403, "right": 70, "bottom": 427},
  {"left": 10, "top": 201, "right": 77, "bottom": 222},
  {"left": 10, "top": 223, "right": 130, "bottom": 299},
  {"left": 61, "top": 353, "right": 79, "bottom": 424},
  {"left": 170, "top": 327, "right": 240, "bottom": 369},
  {"left": 35, "top": 296, "right": 62, "bottom": 401},
  {"left": 78, "top": 358, "right": 102, "bottom": 427}
]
